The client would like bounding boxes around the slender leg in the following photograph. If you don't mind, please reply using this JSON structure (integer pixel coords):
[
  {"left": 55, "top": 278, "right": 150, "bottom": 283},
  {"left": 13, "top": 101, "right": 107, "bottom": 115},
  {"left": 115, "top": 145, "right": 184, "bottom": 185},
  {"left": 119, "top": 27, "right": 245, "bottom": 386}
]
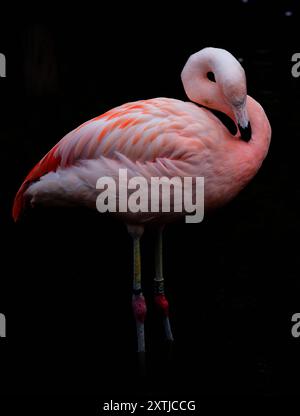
[
  {"left": 154, "top": 227, "right": 174, "bottom": 342},
  {"left": 127, "top": 225, "right": 147, "bottom": 360}
]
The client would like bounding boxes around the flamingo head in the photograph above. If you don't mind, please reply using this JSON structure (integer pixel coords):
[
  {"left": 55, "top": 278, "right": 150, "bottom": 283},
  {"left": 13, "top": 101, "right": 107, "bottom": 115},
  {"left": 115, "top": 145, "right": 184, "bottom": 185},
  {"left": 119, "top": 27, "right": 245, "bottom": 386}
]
[{"left": 181, "top": 47, "right": 252, "bottom": 141}]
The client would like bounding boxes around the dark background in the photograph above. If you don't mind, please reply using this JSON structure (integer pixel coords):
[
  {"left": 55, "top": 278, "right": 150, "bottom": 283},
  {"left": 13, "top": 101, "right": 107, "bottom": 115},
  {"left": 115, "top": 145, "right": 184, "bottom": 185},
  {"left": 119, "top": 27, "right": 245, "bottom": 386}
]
[{"left": 1, "top": 1, "right": 300, "bottom": 401}]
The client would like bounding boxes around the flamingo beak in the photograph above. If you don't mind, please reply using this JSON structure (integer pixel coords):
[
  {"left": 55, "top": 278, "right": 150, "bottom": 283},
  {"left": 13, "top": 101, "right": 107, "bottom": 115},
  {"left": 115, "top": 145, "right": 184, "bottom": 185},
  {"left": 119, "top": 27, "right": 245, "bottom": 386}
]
[
  {"left": 238, "top": 122, "right": 252, "bottom": 142},
  {"left": 234, "top": 105, "right": 252, "bottom": 142}
]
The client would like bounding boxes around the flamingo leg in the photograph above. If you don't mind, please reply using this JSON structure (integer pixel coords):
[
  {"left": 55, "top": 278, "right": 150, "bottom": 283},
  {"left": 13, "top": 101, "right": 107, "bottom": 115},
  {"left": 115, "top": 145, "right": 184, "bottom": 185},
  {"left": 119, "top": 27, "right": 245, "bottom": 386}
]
[
  {"left": 128, "top": 225, "right": 147, "bottom": 359},
  {"left": 154, "top": 227, "right": 174, "bottom": 342}
]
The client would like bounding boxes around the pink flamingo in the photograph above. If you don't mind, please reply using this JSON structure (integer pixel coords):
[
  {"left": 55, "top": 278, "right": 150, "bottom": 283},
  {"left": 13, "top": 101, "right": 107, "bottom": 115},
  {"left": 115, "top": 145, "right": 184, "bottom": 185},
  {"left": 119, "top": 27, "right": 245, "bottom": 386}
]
[{"left": 13, "top": 47, "right": 271, "bottom": 360}]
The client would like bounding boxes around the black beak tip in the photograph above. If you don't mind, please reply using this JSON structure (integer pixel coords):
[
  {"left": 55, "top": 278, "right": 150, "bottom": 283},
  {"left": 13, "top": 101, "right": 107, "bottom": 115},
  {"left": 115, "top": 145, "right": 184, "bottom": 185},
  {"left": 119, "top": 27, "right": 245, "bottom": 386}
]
[{"left": 238, "top": 122, "right": 252, "bottom": 142}]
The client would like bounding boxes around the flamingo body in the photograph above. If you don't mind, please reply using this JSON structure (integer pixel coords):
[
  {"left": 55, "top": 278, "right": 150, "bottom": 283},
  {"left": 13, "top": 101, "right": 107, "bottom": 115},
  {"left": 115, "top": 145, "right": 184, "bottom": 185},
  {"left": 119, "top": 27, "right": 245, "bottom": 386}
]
[{"left": 13, "top": 97, "right": 270, "bottom": 223}]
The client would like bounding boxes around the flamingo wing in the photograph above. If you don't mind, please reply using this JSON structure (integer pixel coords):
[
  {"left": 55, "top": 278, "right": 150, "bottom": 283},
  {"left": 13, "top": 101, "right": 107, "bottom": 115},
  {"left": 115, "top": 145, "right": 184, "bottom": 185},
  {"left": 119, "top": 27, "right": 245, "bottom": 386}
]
[{"left": 13, "top": 98, "right": 214, "bottom": 221}]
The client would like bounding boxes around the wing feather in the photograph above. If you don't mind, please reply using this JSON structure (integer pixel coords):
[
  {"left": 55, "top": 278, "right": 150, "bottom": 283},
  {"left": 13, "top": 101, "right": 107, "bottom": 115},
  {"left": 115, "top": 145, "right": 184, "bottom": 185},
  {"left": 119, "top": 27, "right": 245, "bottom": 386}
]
[{"left": 13, "top": 98, "right": 208, "bottom": 220}]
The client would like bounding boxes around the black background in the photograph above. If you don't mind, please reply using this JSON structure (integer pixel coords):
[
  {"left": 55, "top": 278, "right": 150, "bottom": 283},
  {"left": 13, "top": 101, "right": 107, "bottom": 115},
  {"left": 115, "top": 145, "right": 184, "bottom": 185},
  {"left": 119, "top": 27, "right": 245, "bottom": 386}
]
[{"left": 1, "top": 1, "right": 300, "bottom": 402}]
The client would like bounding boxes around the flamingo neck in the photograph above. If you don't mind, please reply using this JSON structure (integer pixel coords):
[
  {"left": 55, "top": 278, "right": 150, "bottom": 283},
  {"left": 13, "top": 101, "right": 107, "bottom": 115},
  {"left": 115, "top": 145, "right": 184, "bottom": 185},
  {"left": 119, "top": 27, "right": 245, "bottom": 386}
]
[{"left": 246, "top": 95, "right": 271, "bottom": 164}]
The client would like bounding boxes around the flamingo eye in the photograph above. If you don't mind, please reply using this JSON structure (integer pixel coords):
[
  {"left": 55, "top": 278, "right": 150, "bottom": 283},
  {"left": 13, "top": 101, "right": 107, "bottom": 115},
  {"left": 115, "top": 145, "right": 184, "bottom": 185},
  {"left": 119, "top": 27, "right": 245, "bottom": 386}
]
[{"left": 207, "top": 72, "right": 216, "bottom": 82}]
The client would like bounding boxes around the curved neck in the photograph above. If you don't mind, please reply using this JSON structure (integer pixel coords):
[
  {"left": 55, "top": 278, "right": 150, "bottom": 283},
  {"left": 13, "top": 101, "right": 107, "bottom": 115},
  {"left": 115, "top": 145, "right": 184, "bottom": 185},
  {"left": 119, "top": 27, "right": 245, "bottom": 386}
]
[
  {"left": 247, "top": 95, "right": 271, "bottom": 156},
  {"left": 233, "top": 95, "right": 271, "bottom": 177}
]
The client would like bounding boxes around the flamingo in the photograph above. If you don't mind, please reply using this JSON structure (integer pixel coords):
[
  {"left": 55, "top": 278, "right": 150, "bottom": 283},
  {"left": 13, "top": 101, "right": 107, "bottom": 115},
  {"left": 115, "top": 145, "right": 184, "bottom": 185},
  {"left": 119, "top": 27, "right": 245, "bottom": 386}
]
[{"left": 12, "top": 47, "right": 271, "bottom": 362}]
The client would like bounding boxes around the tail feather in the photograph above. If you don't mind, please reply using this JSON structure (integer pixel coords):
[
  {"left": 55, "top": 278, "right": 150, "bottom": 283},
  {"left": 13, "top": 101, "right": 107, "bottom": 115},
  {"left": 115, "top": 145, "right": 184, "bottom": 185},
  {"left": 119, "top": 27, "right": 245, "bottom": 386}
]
[
  {"left": 12, "top": 144, "right": 61, "bottom": 221},
  {"left": 12, "top": 181, "right": 30, "bottom": 222}
]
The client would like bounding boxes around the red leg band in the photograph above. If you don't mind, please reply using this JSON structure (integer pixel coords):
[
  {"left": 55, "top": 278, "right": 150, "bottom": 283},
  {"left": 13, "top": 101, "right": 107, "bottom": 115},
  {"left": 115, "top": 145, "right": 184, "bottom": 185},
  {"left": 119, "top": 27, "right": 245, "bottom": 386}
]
[
  {"left": 155, "top": 294, "right": 169, "bottom": 316},
  {"left": 132, "top": 295, "right": 147, "bottom": 323}
]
